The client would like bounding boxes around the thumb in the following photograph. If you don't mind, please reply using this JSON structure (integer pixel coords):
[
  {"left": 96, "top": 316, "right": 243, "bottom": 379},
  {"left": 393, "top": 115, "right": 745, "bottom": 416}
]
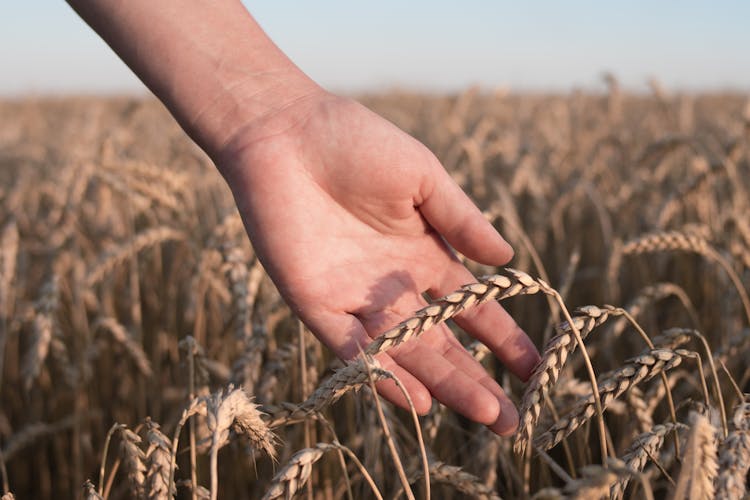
[{"left": 419, "top": 161, "right": 513, "bottom": 266}]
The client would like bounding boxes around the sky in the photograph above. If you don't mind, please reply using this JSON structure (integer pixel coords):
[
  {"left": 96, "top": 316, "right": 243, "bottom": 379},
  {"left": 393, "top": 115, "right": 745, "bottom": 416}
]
[{"left": 2, "top": 1, "right": 749, "bottom": 96}]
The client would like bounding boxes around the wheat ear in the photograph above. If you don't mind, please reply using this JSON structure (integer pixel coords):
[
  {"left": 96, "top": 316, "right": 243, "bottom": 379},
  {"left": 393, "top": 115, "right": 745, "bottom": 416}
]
[
  {"left": 94, "top": 317, "right": 153, "bottom": 377},
  {"left": 85, "top": 226, "right": 185, "bottom": 287},
  {"left": 21, "top": 275, "right": 58, "bottom": 390},
  {"left": 673, "top": 410, "right": 719, "bottom": 500},
  {"left": 406, "top": 461, "right": 502, "bottom": 500},
  {"left": 622, "top": 229, "right": 750, "bottom": 325},
  {"left": 83, "top": 479, "right": 103, "bottom": 500},
  {"left": 262, "top": 356, "right": 392, "bottom": 428},
  {"left": 206, "top": 385, "right": 277, "bottom": 500},
  {"left": 515, "top": 304, "right": 621, "bottom": 454},
  {"left": 534, "top": 348, "right": 687, "bottom": 450},
  {"left": 0, "top": 219, "right": 18, "bottom": 390},
  {"left": 144, "top": 418, "right": 175, "bottom": 500},
  {"left": 119, "top": 426, "right": 147, "bottom": 499},
  {"left": 611, "top": 422, "right": 687, "bottom": 498},
  {"left": 262, "top": 442, "right": 381, "bottom": 500},
  {"left": 715, "top": 401, "right": 750, "bottom": 499},
  {"left": 365, "top": 268, "right": 554, "bottom": 355}
]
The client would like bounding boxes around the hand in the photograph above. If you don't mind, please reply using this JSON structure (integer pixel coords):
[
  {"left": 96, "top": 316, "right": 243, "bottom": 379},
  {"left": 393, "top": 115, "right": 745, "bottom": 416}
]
[{"left": 217, "top": 90, "right": 540, "bottom": 436}]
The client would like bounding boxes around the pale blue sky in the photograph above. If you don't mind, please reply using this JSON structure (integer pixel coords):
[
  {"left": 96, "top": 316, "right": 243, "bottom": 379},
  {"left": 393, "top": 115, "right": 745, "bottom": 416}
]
[{"left": 2, "top": 1, "right": 749, "bottom": 95}]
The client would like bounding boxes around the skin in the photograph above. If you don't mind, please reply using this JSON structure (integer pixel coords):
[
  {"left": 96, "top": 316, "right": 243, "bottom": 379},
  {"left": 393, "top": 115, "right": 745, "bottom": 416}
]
[{"left": 67, "top": 0, "right": 540, "bottom": 436}]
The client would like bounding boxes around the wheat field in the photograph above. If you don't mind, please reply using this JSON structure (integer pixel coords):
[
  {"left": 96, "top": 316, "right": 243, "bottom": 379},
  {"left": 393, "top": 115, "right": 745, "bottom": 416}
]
[{"left": 0, "top": 85, "right": 748, "bottom": 499}]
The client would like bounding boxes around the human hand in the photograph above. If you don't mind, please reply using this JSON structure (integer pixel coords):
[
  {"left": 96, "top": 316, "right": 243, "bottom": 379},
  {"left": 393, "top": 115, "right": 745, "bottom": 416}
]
[{"left": 217, "top": 89, "right": 540, "bottom": 436}]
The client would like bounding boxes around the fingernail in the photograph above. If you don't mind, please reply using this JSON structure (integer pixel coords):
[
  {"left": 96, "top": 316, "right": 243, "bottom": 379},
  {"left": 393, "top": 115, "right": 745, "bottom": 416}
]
[{"left": 492, "top": 398, "right": 520, "bottom": 436}]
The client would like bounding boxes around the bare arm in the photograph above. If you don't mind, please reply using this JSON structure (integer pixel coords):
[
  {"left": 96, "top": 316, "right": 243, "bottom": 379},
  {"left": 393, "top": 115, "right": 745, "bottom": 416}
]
[
  {"left": 67, "top": 0, "right": 540, "bottom": 435},
  {"left": 66, "top": 0, "right": 319, "bottom": 159}
]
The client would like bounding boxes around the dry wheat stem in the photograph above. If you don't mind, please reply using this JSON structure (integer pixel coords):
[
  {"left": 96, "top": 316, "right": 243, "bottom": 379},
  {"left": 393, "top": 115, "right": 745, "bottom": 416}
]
[
  {"left": 364, "top": 361, "right": 416, "bottom": 500},
  {"left": 553, "top": 300, "right": 612, "bottom": 467},
  {"left": 168, "top": 397, "right": 207, "bottom": 499},
  {"left": 179, "top": 335, "right": 200, "bottom": 500},
  {"left": 97, "top": 423, "right": 122, "bottom": 497},
  {"left": 534, "top": 445, "right": 573, "bottom": 484},
  {"left": 684, "top": 330, "right": 728, "bottom": 436},
  {"left": 374, "top": 357, "right": 431, "bottom": 500},
  {"left": 617, "top": 314, "right": 683, "bottom": 457}
]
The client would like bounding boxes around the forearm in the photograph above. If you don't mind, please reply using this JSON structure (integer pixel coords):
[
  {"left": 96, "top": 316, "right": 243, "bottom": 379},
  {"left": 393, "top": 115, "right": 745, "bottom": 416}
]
[{"left": 66, "top": 0, "right": 321, "bottom": 158}]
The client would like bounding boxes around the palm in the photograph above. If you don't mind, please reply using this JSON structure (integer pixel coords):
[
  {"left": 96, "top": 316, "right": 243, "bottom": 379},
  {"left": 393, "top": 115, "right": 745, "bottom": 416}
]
[{"left": 221, "top": 95, "right": 539, "bottom": 435}]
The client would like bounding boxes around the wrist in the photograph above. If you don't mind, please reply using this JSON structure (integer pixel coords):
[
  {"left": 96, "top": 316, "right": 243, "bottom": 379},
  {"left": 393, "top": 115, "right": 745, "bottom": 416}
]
[{"left": 188, "top": 68, "right": 325, "bottom": 158}]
